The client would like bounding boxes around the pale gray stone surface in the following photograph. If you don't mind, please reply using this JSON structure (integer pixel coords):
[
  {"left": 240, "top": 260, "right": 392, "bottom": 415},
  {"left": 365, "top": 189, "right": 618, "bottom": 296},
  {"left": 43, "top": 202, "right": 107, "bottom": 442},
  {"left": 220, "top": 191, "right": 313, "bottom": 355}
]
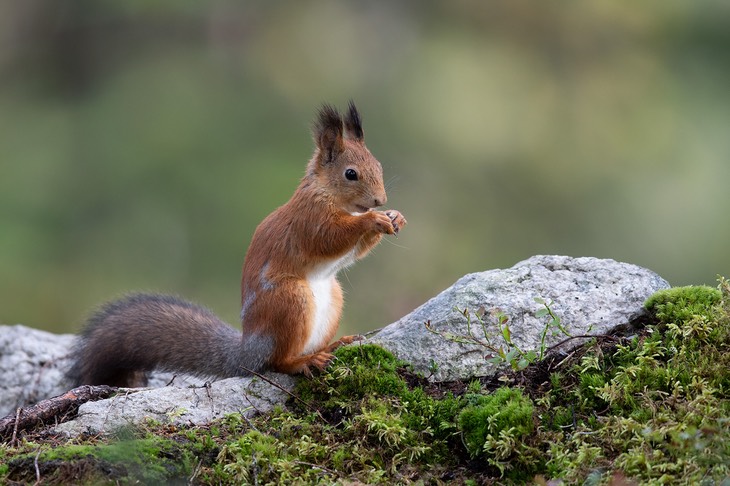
[
  {"left": 369, "top": 255, "right": 670, "bottom": 382},
  {"left": 54, "top": 374, "right": 296, "bottom": 436},
  {"left": 0, "top": 324, "right": 76, "bottom": 417}
]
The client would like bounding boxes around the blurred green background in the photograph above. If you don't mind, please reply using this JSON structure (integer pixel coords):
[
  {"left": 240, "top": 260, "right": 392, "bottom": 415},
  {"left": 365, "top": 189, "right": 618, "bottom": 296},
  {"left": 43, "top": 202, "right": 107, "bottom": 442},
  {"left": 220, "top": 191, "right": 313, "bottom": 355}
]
[{"left": 1, "top": 1, "right": 728, "bottom": 335}]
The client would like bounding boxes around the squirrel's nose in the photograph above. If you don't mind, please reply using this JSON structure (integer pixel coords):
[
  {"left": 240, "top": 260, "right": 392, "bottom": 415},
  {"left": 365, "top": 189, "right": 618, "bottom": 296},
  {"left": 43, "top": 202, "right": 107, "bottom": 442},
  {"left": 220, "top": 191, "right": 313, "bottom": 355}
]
[{"left": 373, "top": 194, "right": 387, "bottom": 207}]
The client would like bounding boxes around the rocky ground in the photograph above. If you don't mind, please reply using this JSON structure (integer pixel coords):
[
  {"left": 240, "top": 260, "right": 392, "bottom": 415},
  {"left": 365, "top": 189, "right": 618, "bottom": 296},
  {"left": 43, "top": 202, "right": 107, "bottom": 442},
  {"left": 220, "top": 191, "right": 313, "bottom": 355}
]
[{"left": 1, "top": 256, "right": 728, "bottom": 484}]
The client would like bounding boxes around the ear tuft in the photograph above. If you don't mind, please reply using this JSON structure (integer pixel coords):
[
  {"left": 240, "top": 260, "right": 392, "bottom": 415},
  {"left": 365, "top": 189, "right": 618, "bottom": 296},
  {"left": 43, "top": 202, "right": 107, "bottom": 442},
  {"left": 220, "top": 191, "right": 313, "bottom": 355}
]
[
  {"left": 313, "top": 104, "right": 344, "bottom": 163},
  {"left": 344, "top": 100, "right": 364, "bottom": 141},
  {"left": 314, "top": 104, "right": 342, "bottom": 138}
]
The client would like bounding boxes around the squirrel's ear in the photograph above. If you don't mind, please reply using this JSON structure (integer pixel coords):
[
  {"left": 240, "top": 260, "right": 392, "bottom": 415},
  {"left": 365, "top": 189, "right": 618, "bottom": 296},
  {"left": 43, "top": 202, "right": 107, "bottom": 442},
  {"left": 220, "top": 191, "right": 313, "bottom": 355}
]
[
  {"left": 313, "top": 104, "right": 344, "bottom": 164},
  {"left": 343, "top": 100, "right": 364, "bottom": 141}
]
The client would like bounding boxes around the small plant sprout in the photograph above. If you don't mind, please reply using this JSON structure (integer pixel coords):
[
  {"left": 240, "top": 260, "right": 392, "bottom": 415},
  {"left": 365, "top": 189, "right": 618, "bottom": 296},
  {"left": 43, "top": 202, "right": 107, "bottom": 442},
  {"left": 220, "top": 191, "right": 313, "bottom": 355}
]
[
  {"left": 533, "top": 297, "right": 572, "bottom": 360},
  {"left": 427, "top": 359, "right": 439, "bottom": 378},
  {"left": 425, "top": 298, "right": 574, "bottom": 371}
]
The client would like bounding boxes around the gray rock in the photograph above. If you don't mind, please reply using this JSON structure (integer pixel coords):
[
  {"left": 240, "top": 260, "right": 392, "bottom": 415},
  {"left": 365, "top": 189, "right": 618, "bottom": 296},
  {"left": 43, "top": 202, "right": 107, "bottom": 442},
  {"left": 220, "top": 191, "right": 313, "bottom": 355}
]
[
  {"left": 369, "top": 255, "right": 670, "bottom": 382},
  {"left": 54, "top": 374, "right": 296, "bottom": 436},
  {"left": 0, "top": 325, "right": 76, "bottom": 418}
]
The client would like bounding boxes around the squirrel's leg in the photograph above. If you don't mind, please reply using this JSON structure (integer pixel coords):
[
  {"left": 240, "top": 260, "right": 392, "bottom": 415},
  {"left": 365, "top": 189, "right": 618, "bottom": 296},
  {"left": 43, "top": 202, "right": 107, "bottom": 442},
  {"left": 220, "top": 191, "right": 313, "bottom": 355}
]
[
  {"left": 259, "top": 279, "right": 335, "bottom": 375},
  {"left": 354, "top": 232, "right": 383, "bottom": 260},
  {"left": 265, "top": 278, "right": 358, "bottom": 376},
  {"left": 321, "top": 281, "right": 363, "bottom": 352}
]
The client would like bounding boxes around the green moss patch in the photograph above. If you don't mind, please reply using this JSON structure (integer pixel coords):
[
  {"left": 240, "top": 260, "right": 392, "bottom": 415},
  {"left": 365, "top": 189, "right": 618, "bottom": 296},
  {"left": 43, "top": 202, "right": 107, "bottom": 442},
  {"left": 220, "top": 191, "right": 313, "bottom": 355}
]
[
  {"left": 3, "top": 436, "right": 195, "bottom": 485},
  {"left": 644, "top": 284, "right": 722, "bottom": 325}
]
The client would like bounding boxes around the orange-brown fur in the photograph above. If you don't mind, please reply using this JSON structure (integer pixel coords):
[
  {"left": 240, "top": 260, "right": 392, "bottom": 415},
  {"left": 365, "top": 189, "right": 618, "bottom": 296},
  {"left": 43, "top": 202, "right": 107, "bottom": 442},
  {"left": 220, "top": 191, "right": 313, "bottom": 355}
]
[{"left": 68, "top": 101, "right": 406, "bottom": 386}]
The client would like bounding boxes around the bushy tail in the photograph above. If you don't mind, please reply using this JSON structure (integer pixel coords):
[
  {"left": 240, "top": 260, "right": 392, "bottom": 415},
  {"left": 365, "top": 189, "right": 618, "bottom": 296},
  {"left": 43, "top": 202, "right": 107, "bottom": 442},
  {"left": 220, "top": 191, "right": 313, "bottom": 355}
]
[{"left": 67, "top": 293, "right": 273, "bottom": 387}]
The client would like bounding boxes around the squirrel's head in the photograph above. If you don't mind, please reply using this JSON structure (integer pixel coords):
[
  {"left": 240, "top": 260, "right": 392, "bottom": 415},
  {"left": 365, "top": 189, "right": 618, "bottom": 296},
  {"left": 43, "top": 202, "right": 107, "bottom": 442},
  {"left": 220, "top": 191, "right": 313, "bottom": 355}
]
[{"left": 308, "top": 101, "right": 387, "bottom": 214}]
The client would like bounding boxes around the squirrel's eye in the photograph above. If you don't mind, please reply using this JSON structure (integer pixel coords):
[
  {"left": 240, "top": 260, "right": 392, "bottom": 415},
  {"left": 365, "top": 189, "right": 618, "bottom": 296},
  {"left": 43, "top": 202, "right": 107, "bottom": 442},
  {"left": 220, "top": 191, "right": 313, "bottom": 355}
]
[{"left": 345, "top": 169, "right": 358, "bottom": 181}]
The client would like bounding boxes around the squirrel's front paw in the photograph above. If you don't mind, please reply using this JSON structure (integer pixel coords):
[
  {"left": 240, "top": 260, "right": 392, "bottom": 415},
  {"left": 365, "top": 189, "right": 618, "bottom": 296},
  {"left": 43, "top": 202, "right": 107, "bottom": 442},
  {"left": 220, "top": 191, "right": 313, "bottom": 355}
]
[
  {"left": 370, "top": 211, "right": 396, "bottom": 235},
  {"left": 385, "top": 210, "right": 407, "bottom": 234}
]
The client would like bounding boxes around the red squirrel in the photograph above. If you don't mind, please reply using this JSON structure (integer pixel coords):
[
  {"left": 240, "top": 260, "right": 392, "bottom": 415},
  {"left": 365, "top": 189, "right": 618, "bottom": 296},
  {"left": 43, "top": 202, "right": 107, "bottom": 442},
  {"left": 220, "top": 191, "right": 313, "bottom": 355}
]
[{"left": 67, "top": 102, "right": 407, "bottom": 387}]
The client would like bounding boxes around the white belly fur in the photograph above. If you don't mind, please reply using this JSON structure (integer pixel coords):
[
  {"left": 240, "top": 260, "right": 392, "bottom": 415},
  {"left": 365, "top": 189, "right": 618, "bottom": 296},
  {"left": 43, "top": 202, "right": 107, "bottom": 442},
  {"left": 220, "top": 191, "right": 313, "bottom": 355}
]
[{"left": 303, "top": 248, "right": 358, "bottom": 354}]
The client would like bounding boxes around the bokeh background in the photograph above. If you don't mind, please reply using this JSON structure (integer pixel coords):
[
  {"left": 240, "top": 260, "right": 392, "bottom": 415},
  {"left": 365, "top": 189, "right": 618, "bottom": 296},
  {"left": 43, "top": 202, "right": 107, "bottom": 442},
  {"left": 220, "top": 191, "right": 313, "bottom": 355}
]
[{"left": 2, "top": 1, "right": 729, "bottom": 335}]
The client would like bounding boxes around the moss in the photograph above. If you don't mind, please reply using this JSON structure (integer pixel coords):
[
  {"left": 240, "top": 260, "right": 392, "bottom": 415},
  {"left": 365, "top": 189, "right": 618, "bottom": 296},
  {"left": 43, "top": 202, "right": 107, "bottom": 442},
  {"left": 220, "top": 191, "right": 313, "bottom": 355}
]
[
  {"left": 644, "top": 285, "right": 721, "bottom": 325},
  {"left": 401, "top": 387, "right": 463, "bottom": 441},
  {"left": 459, "top": 387, "right": 534, "bottom": 457},
  {"left": 4, "top": 435, "right": 194, "bottom": 485},
  {"left": 459, "top": 387, "right": 539, "bottom": 479},
  {"left": 549, "top": 371, "right": 564, "bottom": 390},
  {"left": 578, "top": 372, "right": 606, "bottom": 402},
  {"left": 295, "top": 343, "right": 408, "bottom": 405},
  {"left": 549, "top": 406, "right": 574, "bottom": 428}
]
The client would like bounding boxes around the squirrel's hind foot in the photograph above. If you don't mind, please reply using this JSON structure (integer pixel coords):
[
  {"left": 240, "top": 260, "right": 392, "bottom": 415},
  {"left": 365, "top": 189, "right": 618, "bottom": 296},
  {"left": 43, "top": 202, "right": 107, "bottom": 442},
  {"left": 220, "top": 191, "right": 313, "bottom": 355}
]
[{"left": 273, "top": 350, "right": 334, "bottom": 376}]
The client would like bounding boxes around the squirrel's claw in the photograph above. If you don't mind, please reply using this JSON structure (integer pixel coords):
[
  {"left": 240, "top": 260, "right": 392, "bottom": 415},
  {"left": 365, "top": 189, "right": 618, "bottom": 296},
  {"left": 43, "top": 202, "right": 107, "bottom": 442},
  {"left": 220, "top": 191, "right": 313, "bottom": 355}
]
[{"left": 385, "top": 210, "right": 407, "bottom": 235}]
